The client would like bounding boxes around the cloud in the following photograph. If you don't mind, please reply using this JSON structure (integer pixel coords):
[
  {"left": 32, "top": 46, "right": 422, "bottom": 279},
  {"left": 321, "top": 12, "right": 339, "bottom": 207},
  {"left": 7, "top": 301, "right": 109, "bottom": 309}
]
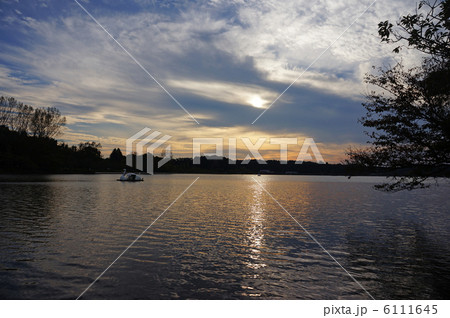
[
  {"left": 168, "top": 79, "right": 279, "bottom": 109},
  {"left": 0, "top": 0, "right": 425, "bottom": 162}
]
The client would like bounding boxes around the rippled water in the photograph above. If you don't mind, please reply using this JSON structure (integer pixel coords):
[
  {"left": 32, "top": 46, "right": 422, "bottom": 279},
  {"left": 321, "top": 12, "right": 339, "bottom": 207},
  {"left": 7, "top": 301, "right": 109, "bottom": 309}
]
[{"left": 0, "top": 174, "right": 449, "bottom": 299}]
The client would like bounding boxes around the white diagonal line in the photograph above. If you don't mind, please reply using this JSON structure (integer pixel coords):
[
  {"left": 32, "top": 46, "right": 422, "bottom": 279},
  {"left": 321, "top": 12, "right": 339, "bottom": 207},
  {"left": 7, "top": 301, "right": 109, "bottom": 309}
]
[
  {"left": 76, "top": 177, "right": 200, "bottom": 300},
  {"left": 251, "top": 177, "right": 375, "bottom": 300},
  {"left": 73, "top": 0, "right": 199, "bottom": 125},
  {"left": 252, "top": 0, "right": 377, "bottom": 124}
]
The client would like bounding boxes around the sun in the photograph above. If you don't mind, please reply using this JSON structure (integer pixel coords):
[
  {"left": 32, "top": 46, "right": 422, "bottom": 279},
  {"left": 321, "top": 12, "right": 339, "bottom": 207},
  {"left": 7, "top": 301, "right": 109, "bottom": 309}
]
[{"left": 248, "top": 95, "right": 266, "bottom": 108}]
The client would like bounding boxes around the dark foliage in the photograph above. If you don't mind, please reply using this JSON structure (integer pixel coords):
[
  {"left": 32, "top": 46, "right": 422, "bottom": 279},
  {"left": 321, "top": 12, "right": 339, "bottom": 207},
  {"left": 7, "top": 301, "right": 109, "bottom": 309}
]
[
  {"left": 0, "top": 125, "right": 367, "bottom": 175},
  {"left": 347, "top": 0, "right": 450, "bottom": 191},
  {"left": 0, "top": 126, "right": 119, "bottom": 173},
  {"left": 154, "top": 156, "right": 349, "bottom": 175},
  {"left": 0, "top": 96, "right": 66, "bottom": 138}
]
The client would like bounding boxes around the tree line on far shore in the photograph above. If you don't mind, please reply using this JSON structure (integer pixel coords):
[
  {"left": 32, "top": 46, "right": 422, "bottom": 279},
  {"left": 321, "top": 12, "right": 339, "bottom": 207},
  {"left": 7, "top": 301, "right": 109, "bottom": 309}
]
[
  {"left": 0, "top": 95, "right": 356, "bottom": 175},
  {"left": 0, "top": 123, "right": 370, "bottom": 176},
  {"left": 1, "top": 93, "right": 448, "bottom": 178},
  {"left": 0, "top": 125, "right": 125, "bottom": 173},
  {"left": 0, "top": 99, "right": 361, "bottom": 175},
  {"left": 0, "top": 96, "right": 125, "bottom": 173}
]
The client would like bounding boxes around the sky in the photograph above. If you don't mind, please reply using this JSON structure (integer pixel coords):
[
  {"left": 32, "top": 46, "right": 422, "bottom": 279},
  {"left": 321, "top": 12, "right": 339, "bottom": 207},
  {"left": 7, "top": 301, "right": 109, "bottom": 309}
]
[{"left": 0, "top": 0, "right": 422, "bottom": 162}]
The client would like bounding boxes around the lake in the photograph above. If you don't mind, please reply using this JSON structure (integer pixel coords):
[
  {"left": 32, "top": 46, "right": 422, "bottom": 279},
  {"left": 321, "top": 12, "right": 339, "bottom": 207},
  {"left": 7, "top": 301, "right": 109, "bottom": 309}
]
[{"left": 0, "top": 174, "right": 449, "bottom": 299}]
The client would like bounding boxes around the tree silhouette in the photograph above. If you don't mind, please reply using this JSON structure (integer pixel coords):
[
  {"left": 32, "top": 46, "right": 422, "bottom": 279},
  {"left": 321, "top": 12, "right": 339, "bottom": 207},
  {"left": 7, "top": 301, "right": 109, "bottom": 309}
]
[
  {"left": 0, "top": 96, "right": 66, "bottom": 138},
  {"left": 347, "top": 0, "right": 450, "bottom": 191},
  {"left": 109, "top": 148, "right": 124, "bottom": 161},
  {"left": 30, "top": 107, "right": 66, "bottom": 138},
  {"left": 78, "top": 142, "right": 102, "bottom": 158}
]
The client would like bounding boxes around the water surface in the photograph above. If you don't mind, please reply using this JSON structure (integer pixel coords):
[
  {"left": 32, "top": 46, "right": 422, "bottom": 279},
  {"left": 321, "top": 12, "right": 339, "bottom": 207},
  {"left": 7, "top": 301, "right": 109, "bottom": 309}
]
[{"left": 0, "top": 174, "right": 449, "bottom": 299}]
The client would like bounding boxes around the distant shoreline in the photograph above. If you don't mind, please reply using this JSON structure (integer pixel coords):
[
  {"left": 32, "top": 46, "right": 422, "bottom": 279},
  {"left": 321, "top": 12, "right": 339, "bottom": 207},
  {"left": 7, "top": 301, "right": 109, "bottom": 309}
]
[{"left": 0, "top": 171, "right": 434, "bottom": 177}]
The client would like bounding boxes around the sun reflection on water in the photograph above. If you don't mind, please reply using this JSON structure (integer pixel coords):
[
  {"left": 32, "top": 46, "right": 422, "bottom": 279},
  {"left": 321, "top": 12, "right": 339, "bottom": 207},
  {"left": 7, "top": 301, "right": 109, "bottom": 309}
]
[{"left": 245, "top": 181, "right": 267, "bottom": 271}]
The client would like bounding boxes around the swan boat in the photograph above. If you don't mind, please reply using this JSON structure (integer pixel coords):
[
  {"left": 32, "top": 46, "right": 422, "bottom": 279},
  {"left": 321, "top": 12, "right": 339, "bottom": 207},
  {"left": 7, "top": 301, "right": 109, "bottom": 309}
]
[{"left": 117, "top": 170, "right": 144, "bottom": 182}]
